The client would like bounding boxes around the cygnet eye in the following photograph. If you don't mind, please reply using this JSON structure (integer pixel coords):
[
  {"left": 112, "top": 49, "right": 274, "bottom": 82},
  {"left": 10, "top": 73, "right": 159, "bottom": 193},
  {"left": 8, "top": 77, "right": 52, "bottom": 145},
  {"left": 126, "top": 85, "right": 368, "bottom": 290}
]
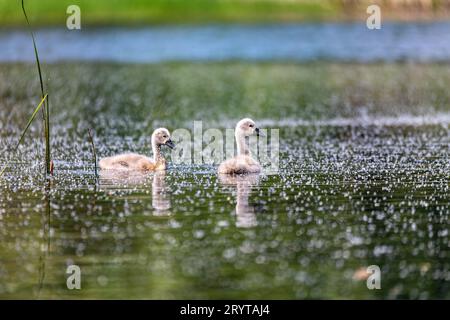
[
  {"left": 163, "top": 135, "right": 167, "bottom": 138},
  {"left": 249, "top": 124, "right": 254, "bottom": 128}
]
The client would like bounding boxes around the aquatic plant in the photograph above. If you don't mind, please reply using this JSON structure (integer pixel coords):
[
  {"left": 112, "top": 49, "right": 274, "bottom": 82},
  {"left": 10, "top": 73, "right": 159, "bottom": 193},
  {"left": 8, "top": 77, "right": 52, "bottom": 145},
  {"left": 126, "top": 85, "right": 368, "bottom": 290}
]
[
  {"left": 87, "top": 128, "right": 98, "bottom": 179},
  {"left": 21, "top": 0, "right": 52, "bottom": 176},
  {"left": 0, "top": 0, "right": 52, "bottom": 178},
  {"left": 0, "top": 94, "right": 48, "bottom": 176}
]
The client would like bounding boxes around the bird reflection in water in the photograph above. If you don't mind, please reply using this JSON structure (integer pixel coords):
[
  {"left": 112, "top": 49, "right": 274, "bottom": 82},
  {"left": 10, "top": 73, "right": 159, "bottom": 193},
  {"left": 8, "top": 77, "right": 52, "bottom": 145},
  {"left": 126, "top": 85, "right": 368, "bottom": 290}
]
[
  {"left": 99, "top": 169, "right": 151, "bottom": 186},
  {"left": 99, "top": 170, "right": 171, "bottom": 216},
  {"left": 219, "top": 173, "right": 260, "bottom": 228},
  {"left": 151, "top": 171, "right": 171, "bottom": 215}
]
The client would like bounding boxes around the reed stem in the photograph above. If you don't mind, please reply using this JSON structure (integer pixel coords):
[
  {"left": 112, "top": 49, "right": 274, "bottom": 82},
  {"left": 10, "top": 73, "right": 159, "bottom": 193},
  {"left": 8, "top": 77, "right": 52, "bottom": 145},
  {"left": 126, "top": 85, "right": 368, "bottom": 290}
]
[
  {"left": 0, "top": 94, "right": 48, "bottom": 177},
  {"left": 21, "top": 0, "right": 51, "bottom": 176},
  {"left": 87, "top": 129, "right": 98, "bottom": 179}
]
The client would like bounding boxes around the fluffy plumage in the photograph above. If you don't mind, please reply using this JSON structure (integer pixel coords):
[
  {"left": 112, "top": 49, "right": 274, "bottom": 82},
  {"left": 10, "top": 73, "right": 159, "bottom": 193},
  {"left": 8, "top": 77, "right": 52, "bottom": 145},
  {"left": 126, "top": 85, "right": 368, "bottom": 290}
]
[
  {"left": 218, "top": 118, "right": 262, "bottom": 174},
  {"left": 99, "top": 128, "right": 174, "bottom": 171}
]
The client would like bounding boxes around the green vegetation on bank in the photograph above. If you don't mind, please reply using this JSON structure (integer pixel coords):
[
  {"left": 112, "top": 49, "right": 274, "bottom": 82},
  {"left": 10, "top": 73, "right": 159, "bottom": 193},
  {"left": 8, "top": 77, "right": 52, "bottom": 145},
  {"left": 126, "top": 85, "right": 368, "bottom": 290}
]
[
  {"left": 1, "top": 0, "right": 449, "bottom": 27},
  {"left": 0, "top": 0, "right": 339, "bottom": 27}
]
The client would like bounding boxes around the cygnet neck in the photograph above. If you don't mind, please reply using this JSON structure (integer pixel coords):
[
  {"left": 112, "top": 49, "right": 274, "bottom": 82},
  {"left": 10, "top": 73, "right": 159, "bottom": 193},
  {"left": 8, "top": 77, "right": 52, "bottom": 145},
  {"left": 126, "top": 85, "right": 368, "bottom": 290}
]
[
  {"left": 151, "top": 138, "right": 163, "bottom": 163},
  {"left": 235, "top": 130, "right": 249, "bottom": 156}
]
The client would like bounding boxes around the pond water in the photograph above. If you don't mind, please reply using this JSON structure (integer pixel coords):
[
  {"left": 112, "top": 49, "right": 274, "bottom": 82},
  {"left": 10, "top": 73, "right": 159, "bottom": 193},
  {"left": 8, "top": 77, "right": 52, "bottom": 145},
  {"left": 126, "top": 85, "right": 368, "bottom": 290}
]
[
  {"left": 0, "top": 121, "right": 449, "bottom": 299},
  {"left": 0, "top": 41, "right": 449, "bottom": 298},
  {"left": 1, "top": 22, "right": 450, "bottom": 63}
]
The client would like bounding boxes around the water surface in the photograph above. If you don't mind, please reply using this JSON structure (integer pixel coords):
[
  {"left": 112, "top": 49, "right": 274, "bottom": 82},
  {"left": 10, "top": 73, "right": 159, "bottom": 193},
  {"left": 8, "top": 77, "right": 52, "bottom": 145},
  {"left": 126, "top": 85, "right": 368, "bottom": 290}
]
[
  {"left": 1, "top": 22, "right": 450, "bottom": 62},
  {"left": 0, "top": 123, "right": 448, "bottom": 299},
  {"left": 0, "top": 62, "right": 449, "bottom": 299}
]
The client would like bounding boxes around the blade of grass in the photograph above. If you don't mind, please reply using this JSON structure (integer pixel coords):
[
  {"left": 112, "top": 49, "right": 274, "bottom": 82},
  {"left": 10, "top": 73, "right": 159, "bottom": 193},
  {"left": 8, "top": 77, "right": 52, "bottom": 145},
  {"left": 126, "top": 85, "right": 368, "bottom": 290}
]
[
  {"left": 45, "top": 92, "right": 50, "bottom": 174},
  {"left": 87, "top": 129, "right": 98, "bottom": 179},
  {"left": 21, "top": 0, "right": 44, "bottom": 97},
  {"left": 0, "top": 94, "right": 48, "bottom": 177},
  {"left": 21, "top": 0, "right": 51, "bottom": 175}
]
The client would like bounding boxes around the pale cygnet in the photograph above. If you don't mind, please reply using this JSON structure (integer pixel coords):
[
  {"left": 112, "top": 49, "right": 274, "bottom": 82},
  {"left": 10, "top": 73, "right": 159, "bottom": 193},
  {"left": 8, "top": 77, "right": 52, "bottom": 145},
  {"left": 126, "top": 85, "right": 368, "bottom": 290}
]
[
  {"left": 99, "top": 128, "right": 175, "bottom": 171},
  {"left": 218, "top": 118, "right": 262, "bottom": 174}
]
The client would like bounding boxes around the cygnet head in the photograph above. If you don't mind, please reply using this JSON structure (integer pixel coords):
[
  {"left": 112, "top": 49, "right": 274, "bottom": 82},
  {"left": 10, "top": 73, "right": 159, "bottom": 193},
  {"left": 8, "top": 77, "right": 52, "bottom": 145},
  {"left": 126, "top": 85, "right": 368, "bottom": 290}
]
[
  {"left": 235, "top": 118, "right": 262, "bottom": 137},
  {"left": 152, "top": 128, "right": 175, "bottom": 149}
]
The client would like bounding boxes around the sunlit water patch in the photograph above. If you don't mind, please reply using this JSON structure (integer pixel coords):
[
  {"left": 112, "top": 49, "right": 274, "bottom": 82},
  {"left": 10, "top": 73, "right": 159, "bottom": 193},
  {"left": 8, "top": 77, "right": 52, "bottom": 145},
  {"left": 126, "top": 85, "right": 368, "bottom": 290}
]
[{"left": 0, "top": 123, "right": 448, "bottom": 299}]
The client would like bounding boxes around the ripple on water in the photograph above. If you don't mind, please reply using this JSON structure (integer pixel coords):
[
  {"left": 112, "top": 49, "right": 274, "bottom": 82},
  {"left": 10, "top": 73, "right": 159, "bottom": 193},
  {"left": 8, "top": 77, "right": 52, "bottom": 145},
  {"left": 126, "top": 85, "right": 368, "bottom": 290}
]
[{"left": 0, "top": 123, "right": 449, "bottom": 299}]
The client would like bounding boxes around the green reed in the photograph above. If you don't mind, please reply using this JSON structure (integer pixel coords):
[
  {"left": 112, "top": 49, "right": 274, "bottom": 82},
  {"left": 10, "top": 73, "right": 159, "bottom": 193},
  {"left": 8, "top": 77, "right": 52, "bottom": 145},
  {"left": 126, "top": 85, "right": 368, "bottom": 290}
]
[
  {"left": 0, "top": 94, "right": 48, "bottom": 176},
  {"left": 87, "top": 129, "right": 98, "bottom": 179},
  {"left": 21, "top": 0, "right": 51, "bottom": 176}
]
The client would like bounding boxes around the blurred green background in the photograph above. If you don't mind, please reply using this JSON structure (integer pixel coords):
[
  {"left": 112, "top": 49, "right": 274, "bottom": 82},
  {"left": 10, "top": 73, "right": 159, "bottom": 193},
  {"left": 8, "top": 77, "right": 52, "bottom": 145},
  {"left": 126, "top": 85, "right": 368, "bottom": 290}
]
[{"left": 0, "top": 0, "right": 449, "bottom": 26}]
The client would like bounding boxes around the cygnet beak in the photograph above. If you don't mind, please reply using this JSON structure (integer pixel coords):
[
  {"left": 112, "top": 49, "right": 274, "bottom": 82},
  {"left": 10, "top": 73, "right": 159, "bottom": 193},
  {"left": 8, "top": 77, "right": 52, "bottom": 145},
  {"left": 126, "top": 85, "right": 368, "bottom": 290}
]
[
  {"left": 255, "top": 127, "right": 265, "bottom": 137},
  {"left": 165, "top": 139, "right": 175, "bottom": 149}
]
